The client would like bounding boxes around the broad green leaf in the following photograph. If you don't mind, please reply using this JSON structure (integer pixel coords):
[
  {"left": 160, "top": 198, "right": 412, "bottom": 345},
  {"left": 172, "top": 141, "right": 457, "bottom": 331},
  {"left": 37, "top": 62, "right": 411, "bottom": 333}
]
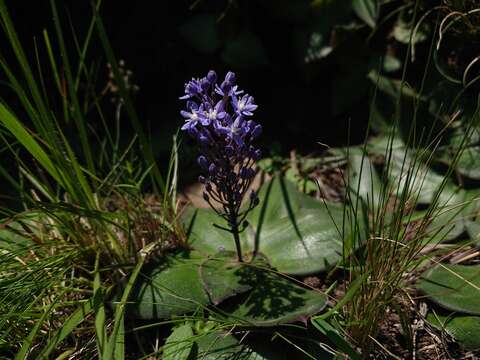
[
  {"left": 352, "top": 0, "right": 378, "bottom": 28},
  {"left": 427, "top": 312, "right": 480, "bottom": 350},
  {"left": 465, "top": 220, "right": 480, "bottom": 247},
  {"left": 224, "top": 270, "right": 327, "bottom": 326},
  {"left": 179, "top": 14, "right": 219, "bottom": 54},
  {"left": 0, "top": 221, "right": 34, "bottom": 249},
  {"left": 131, "top": 254, "right": 209, "bottom": 319},
  {"left": 163, "top": 324, "right": 195, "bottom": 360},
  {"left": 368, "top": 135, "right": 480, "bottom": 243},
  {"left": 427, "top": 188, "right": 480, "bottom": 243},
  {"left": 369, "top": 137, "right": 446, "bottom": 205},
  {"left": 417, "top": 264, "right": 480, "bottom": 315},
  {"left": 438, "top": 127, "right": 480, "bottom": 180},
  {"left": 199, "top": 254, "right": 254, "bottom": 305},
  {"left": 194, "top": 329, "right": 331, "bottom": 360},
  {"left": 133, "top": 252, "right": 327, "bottom": 323},
  {"left": 382, "top": 55, "right": 401, "bottom": 73},
  {"left": 185, "top": 177, "right": 358, "bottom": 275},
  {"left": 195, "top": 331, "right": 268, "bottom": 360},
  {"left": 393, "top": 19, "right": 429, "bottom": 44},
  {"left": 338, "top": 147, "right": 381, "bottom": 210},
  {"left": 132, "top": 253, "right": 257, "bottom": 320}
]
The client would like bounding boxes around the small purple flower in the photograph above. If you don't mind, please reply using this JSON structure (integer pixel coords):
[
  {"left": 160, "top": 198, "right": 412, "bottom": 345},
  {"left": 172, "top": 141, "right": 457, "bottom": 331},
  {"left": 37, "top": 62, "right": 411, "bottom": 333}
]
[
  {"left": 232, "top": 94, "right": 257, "bottom": 116},
  {"left": 179, "top": 78, "right": 202, "bottom": 99},
  {"left": 215, "top": 70, "right": 243, "bottom": 97},
  {"left": 205, "top": 101, "right": 226, "bottom": 123},
  {"left": 215, "top": 84, "right": 244, "bottom": 97},
  {"left": 180, "top": 103, "right": 206, "bottom": 130}
]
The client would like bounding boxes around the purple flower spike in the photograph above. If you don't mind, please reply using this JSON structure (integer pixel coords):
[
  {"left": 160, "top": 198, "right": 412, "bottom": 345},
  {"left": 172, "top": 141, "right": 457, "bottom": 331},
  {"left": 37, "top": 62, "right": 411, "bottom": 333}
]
[{"left": 179, "top": 70, "right": 262, "bottom": 262}]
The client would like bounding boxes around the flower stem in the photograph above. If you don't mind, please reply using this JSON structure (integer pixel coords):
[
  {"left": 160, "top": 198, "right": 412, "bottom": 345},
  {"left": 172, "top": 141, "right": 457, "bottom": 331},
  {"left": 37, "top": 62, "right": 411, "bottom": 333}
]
[{"left": 230, "top": 214, "right": 243, "bottom": 262}]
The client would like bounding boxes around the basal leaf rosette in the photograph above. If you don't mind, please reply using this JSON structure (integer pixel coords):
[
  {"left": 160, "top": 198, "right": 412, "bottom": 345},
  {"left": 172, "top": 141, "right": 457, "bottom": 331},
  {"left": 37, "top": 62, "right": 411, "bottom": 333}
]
[{"left": 184, "top": 176, "right": 362, "bottom": 275}]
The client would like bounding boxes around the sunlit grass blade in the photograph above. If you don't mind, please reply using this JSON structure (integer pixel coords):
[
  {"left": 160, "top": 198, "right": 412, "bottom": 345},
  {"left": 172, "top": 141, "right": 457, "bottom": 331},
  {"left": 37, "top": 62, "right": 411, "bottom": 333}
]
[{"left": 0, "top": 103, "right": 62, "bottom": 185}]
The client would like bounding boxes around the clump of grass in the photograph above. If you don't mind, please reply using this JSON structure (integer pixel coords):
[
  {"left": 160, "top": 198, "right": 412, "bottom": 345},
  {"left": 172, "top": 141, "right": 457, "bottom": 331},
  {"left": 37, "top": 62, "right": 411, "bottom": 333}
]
[
  {"left": 340, "top": 69, "right": 479, "bottom": 360},
  {"left": 0, "top": 0, "right": 185, "bottom": 357}
]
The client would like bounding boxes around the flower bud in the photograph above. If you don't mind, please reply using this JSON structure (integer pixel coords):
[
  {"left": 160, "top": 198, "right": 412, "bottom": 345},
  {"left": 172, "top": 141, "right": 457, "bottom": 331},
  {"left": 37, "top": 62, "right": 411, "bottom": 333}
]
[
  {"left": 252, "top": 149, "right": 262, "bottom": 161},
  {"left": 198, "top": 175, "right": 206, "bottom": 184},
  {"left": 223, "top": 113, "right": 233, "bottom": 125},
  {"left": 225, "top": 71, "right": 236, "bottom": 85},
  {"left": 208, "top": 163, "right": 217, "bottom": 175},
  {"left": 198, "top": 135, "right": 210, "bottom": 146},
  {"left": 225, "top": 145, "right": 234, "bottom": 157},
  {"left": 207, "top": 70, "right": 217, "bottom": 84},
  {"left": 197, "top": 155, "right": 208, "bottom": 169},
  {"left": 221, "top": 81, "right": 232, "bottom": 94},
  {"left": 200, "top": 77, "right": 210, "bottom": 92},
  {"left": 186, "top": 81, "right": 200, "bottom": 96},
  {"left": 251, "top": 125, "right": 262, "bottom": 139}
]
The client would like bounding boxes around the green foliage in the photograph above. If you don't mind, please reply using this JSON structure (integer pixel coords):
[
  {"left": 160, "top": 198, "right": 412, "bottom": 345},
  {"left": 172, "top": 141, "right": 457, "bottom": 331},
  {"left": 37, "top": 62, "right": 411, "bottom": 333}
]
[
  {"left": 2, "top": 0, "right": 480, "bottom": 357},
  {"left": 418, "top": 264, "right": 480, "bottom": 315},
  {"left": 427, "top": 312, "right": 480, "bottom": 350},
  {"left": 352, "top": 0, "right": 379, "bottom": 28},
  {"left": 311, "top": 318, "right": 361, "bottom": 360},
  {"left": 194, "top": 331, "right": 267, "bottom": 360},
  {"left": 132, "top": 251, "right": 327, "bottom": 325},
  {"left": 0, "top": 0, "right": 183, "bottom": 358},
  {"left": 184, "top": 177, "right": 362, "bottom": 275},
  {"left": 131, "top": 253, "right": 210, "bottom": 319},
  {"left": 163, "top": 324, "right": 195, "bottom": 360},
  {"left": 222, "top": 268, "right": 327, "bottom": 327}
]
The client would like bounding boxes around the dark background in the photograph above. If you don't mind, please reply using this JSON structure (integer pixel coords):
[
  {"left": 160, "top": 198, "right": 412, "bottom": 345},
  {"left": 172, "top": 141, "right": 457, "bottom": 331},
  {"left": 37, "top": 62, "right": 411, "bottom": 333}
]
[{"left": 4, "top": 0, "right": 375, "bottom": 160}]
